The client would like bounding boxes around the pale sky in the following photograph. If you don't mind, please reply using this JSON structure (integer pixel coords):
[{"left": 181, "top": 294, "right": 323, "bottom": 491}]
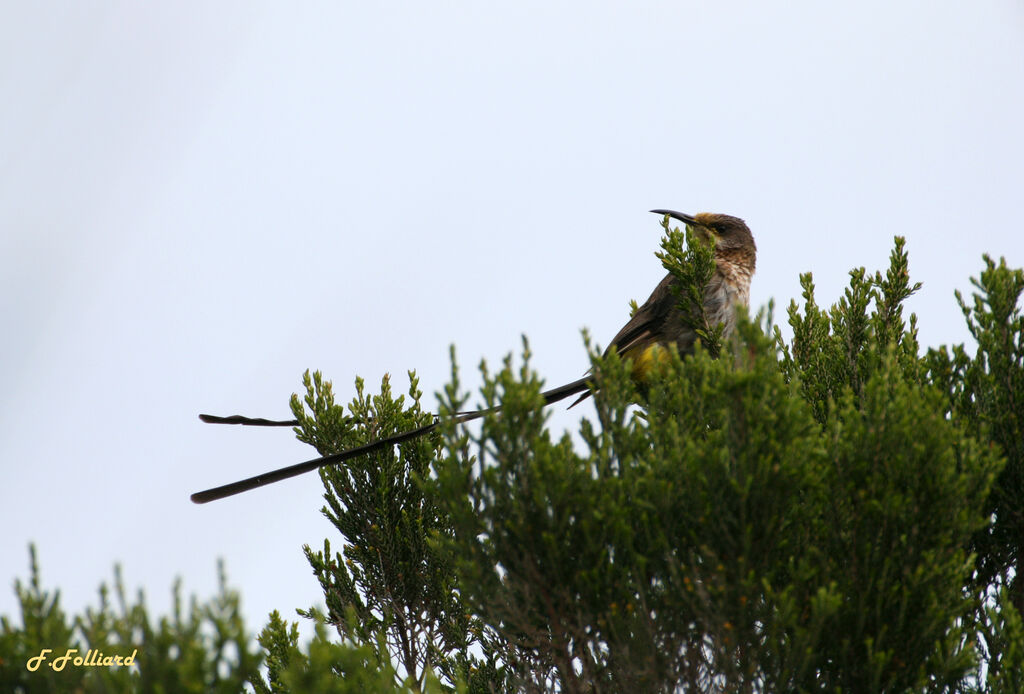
[{"left": 2, "top": 2, "right": 1023, "bottom": 649}]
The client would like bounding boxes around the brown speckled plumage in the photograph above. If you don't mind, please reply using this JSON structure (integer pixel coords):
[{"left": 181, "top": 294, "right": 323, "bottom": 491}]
[
  {"left": 607, "top": 213, "right": 755, "bottom": 362},
  {"left": 557, "top": 211, "right": 756, "bottom": 408}
]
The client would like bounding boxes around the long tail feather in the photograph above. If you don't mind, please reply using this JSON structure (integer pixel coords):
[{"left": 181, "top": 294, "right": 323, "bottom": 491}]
[{"left": 191, "top": 376, "right": 592, "bottom": 503}]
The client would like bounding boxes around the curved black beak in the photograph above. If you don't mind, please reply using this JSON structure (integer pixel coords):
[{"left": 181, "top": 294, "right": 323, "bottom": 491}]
[{"left": 650, "top": 209, "right": 696, "bottom": 226}]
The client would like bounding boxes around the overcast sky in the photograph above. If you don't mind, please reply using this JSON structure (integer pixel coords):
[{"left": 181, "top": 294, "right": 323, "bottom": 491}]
[{"left": 2, "top": 2, "right": 1023, "bottom": 650}]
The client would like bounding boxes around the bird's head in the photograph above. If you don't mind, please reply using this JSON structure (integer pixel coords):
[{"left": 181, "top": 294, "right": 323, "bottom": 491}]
[{"left": 650, "top": 210, "right": 756, "bottom": 256}]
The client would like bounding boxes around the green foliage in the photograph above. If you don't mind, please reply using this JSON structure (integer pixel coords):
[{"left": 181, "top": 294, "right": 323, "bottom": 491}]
[
  {"left": 253, "top": 609, "right": 417, "bottom": 693},
  {"left": 254, "top": 610, "right": 302, "bottom": 694},
  {"left": 655, "top": 216, "right": 724, "bottom": 357},
  {"left": 427, "top": 277, "right": 999, "bottom": 691},
  {"left": 270, "top": 370, "right": 505, "bottom": 693},
  {"left": 925, "top": 257, "right": 1024, "bottom": 610},
  {"left": 274, "top": 230, "right": 1022, "bottom": 691},
  {"left": 429, "top": 318, "right": 833, "bottom": 692},
  {"left": 777, "top": 236, "right": 924, "bottom": 424},
  {"left": 0, "top": 544, "right": 261, "bottom": 693},
  {"left": 10, "top": 227, "right": 1020, "bottom": 690},
  {"left": 812, "top": 365, "right": 997, "bottom": 691},
  {"left": 771, "top": 238, "right": 1010, "bottom": 689},
  {"left": 977, "top": 587, "right": 1024, "bottom": 694},
  {"left": 923, "top": 256, "right": 1024, "bottom": 689}
]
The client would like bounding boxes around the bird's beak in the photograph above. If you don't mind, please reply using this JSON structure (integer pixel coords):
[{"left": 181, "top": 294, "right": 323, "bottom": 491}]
[{"left": 650, "top": 209, "right": 696, "bottom": 226}]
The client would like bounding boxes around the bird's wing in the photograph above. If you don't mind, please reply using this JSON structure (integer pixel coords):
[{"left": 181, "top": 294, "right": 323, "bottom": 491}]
[{"left": 605, "top": 273, "right": 675, "bottom": 358}]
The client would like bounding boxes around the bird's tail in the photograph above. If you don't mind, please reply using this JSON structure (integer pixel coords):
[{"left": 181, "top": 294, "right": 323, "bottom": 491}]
[
  {"left": 198, "top": 413, "right": 298, "bottom": 426},
  {"left": 191, "top": 375, "right": 593, "bottom": 504},
  {"left": 197, "top": 376, "right": 591, "bottom": 428}
]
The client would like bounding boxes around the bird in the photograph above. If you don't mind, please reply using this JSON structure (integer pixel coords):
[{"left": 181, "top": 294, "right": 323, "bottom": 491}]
[{"left": 191, "top": 210, "right": 756, "bottom": 503}]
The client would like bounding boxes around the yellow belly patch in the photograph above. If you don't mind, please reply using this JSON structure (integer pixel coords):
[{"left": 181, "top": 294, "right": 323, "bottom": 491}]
[{"left": 632, "top": 343, "right": 671, "bottom": 381}]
